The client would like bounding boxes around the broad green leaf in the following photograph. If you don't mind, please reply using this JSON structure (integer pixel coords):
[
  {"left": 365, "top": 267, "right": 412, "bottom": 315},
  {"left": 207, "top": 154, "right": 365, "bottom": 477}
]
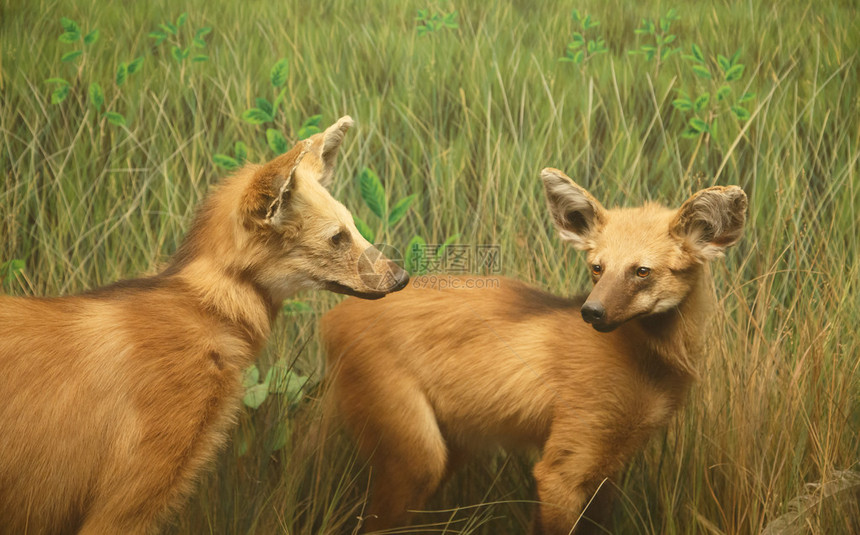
[
  {"left": 176, "top": 12, "right": 188, "bottom": 27},
  {"left": 266, "top": 128, "right": 289, "bottom": 155},
  {"left": 571, "top": 9, "right": 582, "bottom": 23},
  {"left": 739, "top": 91, "right": 756, "bottom": 103},
  {"left": 681, "top": 127, "right": 700, "bottom": 139},
  {"left": 192, "top": 37, "right": 206, "bottom": 48},
  {"left": 567, "top": 41, "right": 584, "bottom": 50},
  {"left": 270, "top": 58, "right": 289, "bottom": 88},
  {"left": 45, "top": 77, "right": 69, "bottom": 86},
  {"left": 302, "top": 114, "right": 322, "bottom": 128},
  {"left": 191, "top": 55, "right": 208, "bottom": 63},
  {"left": 242, "top": 107, "right": 273, "bottom": 124},
  {"left": 731, "top": 105, "right": 751, "bottom": 121},
  {"left": 161, "top": 22, "right": 177, "bottom": 35},
  {"left": 725, "top": 64, "right": 745, "bottom": 81},
  {"left": 127, "top": 56, "right": 144, "bottom": 74},
  {"left": 213, "top": 154, "right": 240, "bottom": 170},
  {"left": 689, "top": 117, "right": 708, "bottom": 133},
  {"left": 663, "top": 34, "right": 676, "bottom": 44},
  {"left": 692, "top": 64, "right": 711, "bottom": 79},
  {"left": 105, "top": 111, "right": 127, "bottom": 126},
  {"left": 1, "top": 259, "right": 25, "bottom": 281},
  {"left": 694, "top": 93, "right": 710, "bottom": 112},
  {"left": 388, "top": 194, "right": 416, "bottom": 226},
  {"left": 672, "top": 98, "right": 693, "bottom": 111},
  {"left": 60, "top": 17, "right": 80, "bottom": 33},
  {"left": 148, "top": 31, "right": 167, "bottom": 45},
  {"left": 242, "top": 365, "right": 260, "bottom": 388},
  {"left": 691, "top": 44, "right": 704, "bottom": 62},
  {"left": 405, "top": 235, "right": 428, "bottom": 274},
  {"left": 352, "top": 215, "right": 375, "bottom": 243},
  {"left": 297, "top": 125, "right": 321, "bottom": 140},
  {"left": 282, "top": 300, "right": 313, "bottom": 315},
  {"left": 571, "top": 32, "right": 584, "bottom": 44},
  {"left": 255, "top": 97, "right": 273, "bottom": 117},
  {"left": 717, "top": 85, "right": 732, "bottom": 101},
  {"left": 195, "top": 27, "right": 212, "bottom": 38},
  {"left": 171, "top": 45, "right": 183, "bottom": 62},
  {"left": 717, "top": 54, "right": 730, "bottom": 72},
  {"left": 61, "top": 50, "right": 83, "bottom": 62},
  {"left": 83, "top": 29, "right": 99, "bottom": 45},
  {"left": 89, "top": 82, "right": 104, "bottom": 110},
  {"left": 116, "top": 62, "right": 127, "bottom": 86},
  {"left": 58, "top": 31, "right": 80, "bottom": 43},
  {"left": 359, "top": 168, "right": 386, "bottom": 219},
  {"left": 573, "top": 50, "right": 585, "bottom": 64},
  {"left": 51, "top": 85, "right": 70, "bottom": 104},
  {"left": 730, "top": 49, "right": 742, "bottom": 66},
  {"left": 234, "top": 141, "right": 248, "bottom": 162},
  {"left": 243, "top": 383, "right": 269, "bottom": 409}
]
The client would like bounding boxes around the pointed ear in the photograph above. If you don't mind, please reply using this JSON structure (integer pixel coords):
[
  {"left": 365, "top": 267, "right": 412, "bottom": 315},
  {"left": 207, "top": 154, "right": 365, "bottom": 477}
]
[
  {"left": 240, "top": 165, "right": 297, "bottom": 228},
  {"left": 320, "top": 115, "right": 354, "bottom": 169},
  {"left": 540, "top": 168, "right": 607, "bottom": 250},
  {"left": 671, "top": 185, "right": 747, "bottom": 261}
]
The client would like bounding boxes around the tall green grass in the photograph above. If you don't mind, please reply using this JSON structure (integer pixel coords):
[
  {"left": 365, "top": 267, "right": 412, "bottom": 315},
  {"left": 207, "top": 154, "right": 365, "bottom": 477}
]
[{"left": 1, "top": 0, "right": 858, "bottom": 533}]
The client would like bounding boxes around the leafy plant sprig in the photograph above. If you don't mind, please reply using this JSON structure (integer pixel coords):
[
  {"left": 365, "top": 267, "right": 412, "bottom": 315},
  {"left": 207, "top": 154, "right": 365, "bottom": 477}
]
[
  {"left": 57, "top": 17, "right": 98, "bottom": 63},
  {"left": 0, "top": 259, "right": 25, "bottom": 290},
  {"left": 213, "top": 141, "right": 249, "bottom": 171},
  {"left": 559, "top": 9, "right": 608, "bottom": 67},
  {"left": 629, "top": 8, "right": 680, "bottom": 74},
  {"left": 673, "top": 45, "right": 755, "bottom": 139},
  {"left": 416, "top": 9, "right": 458, "bottom": 35},
  {"left": 148, "top": 12, "right": 211, "bottom": 64}
]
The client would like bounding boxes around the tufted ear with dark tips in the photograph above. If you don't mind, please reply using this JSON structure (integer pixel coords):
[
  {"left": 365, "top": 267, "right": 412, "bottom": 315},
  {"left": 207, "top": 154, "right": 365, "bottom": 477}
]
[
  {"left": 670, "top": 185, "right": 748, "bottom": 261},
  {"left": 540, "top": 168, "right": 608, "bottom": 251}
]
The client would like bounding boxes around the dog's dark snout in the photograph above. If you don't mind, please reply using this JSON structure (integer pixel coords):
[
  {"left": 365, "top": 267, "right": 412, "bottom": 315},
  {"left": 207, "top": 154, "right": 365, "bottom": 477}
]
[
  {"left": 581, "top": 301, "right": 605, "bottom": 324},
  {"left": 391, "top": 265, "right": 410, "bottom": 291}
]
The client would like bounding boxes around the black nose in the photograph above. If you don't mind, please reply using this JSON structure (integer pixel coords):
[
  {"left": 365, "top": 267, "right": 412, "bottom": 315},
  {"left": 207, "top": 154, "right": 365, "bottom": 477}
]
[
  {"left": 581, "top": 301, "right": 605, "bottom": 324},
  {"left": 391, "top": 266, "right": 410, "bottom": 291}
]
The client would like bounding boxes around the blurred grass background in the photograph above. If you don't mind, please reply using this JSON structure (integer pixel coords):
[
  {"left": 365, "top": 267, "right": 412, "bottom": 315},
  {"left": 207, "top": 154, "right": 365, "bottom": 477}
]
[{"left": 1, "top": 0, "right": 858, "bottom": 533}]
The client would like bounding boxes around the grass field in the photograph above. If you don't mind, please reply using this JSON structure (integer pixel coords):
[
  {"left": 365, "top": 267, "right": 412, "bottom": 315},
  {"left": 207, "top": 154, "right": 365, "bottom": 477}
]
[{"left": 2, "top": 0, "right": 859, "bottom": 533}]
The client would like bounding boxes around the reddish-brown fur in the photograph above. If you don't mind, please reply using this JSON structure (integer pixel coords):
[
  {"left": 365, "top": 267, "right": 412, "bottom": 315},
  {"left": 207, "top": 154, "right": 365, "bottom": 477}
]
[
  {"left": 322, "top": 168, "right": 747, "bottom": 534},
  {"left": 0, "top": 116, "right": 407, "bottom": 535}
]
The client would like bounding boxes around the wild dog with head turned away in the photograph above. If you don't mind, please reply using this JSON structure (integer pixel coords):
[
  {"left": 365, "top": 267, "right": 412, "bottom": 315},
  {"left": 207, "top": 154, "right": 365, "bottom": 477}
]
[
  {"left": 0, "top": 116, "right": 409, "bottom": 535},
  {"left": 322, "top": 168, "right": 747, "bottom": 534}
]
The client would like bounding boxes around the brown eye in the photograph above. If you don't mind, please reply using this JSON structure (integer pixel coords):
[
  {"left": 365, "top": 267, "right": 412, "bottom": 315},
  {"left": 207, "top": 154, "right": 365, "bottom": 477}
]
[
  {"left": 636, "top": 267, "right": 651, "bottom": 278},
  {"left": 330, "top": 230, "right": 348, "bottom": 247},
  {"left": 591, "top": 264, "right": 602, "bottom": 276}
]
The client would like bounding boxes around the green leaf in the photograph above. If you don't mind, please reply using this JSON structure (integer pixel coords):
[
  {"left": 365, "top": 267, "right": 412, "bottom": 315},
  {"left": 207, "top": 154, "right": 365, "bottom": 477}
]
[
  {"left": 571, "top": 9, "right": 582, "bottom": 23},
  {"left": 573, "top": 50, "right": 585, "bottom": 64},
  {"left": 192, "top": 37, "right": 206, "bottom": 48},
  {"left": 681, "top": 127, "right": 701, "bottom": 139},
  {"left": 242, "top": 365, "right": 260, "bottom": 388},
  {"left": 243, "top": 383, "right": 269, "bottom": 409},
  {"left": 60, "top": 17, "right": 80, "bottom": 33},
  {"left": 302, "top": 114, "right": 322, "bottom": 128},
  {"left": 89, "top": 83, "right": 104, "bottom": 111},
  {"left": 195, "top": 27, "right": 212, "bottom": 38},
  {"left": 717, "top": 54, "right": 730, "bottom": 72},
  {"left": 730, "top": 49, "right": 742, "bottom": 66},
  {"left": 436, "top": 234, "right": 460, "bottom": 261},
  {"left": 571, "top": 32, "right": 584, "bottom": 44},
  {"left": 266, "top": 128, "right": 289, "bottom": 155},
  {"left": 725, "top": 63, "right": 745, "bottom": 81},
  {"left": 1, "top": 259, "right": 25, "bottom": 282},
  {"left": 672, "top": 98, "right": 693, "bottom": 111},
  {"left": 127, "top": 56, "right": 144, "bottom": 74},
  {"left": 694, "top": 93, "right": 710, "bottom": 112},
  {"left": 176, "top": 12, "right": 188, "bottom": 27},
  {"left": 171, "top": 45, "right": 183, "bottom": 62},
  {"left": 116, "top": 62, "right": 127, "bottom": 86},
  {"left": 191, "top": 54, "right": 208, "bottom": 63},
  {"left": 739, "top": 91, "right": 756, "bottom": 103},
  {"left": 83, "top": 29, "right": 99, "bottom": 45},
  {"left": 61, "top": 50, "right": 83, "bottom": 62},
  {"left": 234, "top": 141, "right": 248, "bottom": 162},
  {"left": 689, "top": 117, "right": 709, "bottom": 133},
  {"left": 255, "top": 97, "right": 273, "bottom": 117},
  {"left": 242, "top": 108, "right": 273, "bottom": 124},
  {"left": 148, "top": 30, "right": 166, "bottom": 40},
  {"left": 352, "top": 215, "right": 375, "bottom": 243},
  {"left": 58, "top": 31, "right": 80, "bottom": 43},
  {"left": 105, "top": 111, "right": 127, "bottom": 126},
  {"left": 45, "top": 77, "right": 69, "bottom": 86},
  {"left": 297, "top": 125, "right": 320, "bottom": 140},
  {"left": 717, "top": 84, "right": 732, "bottom": 101},
  {"left": 692, "top": 64, "right": 711, "bottom": 79},
  {"left": 266, "top": 366, "right": 309, "bottom": 400},
  {"left": 405, "top": 235, "right": 428, "bottom": 274},
  {"left": 213, "top": 154, "right": 240, "bottom": 170},
  {"left": 388, "top": 194, "right": 416, "bottom": 226},
  {"left": 282, "top": 300, "right": 313, "bottom": 315},
  {"left": 663, "top": 34, "right": 676, "bottom": 45},
  {"left": 691, "top": 44, "right": 704, "bottom": 62},
  {"left": 51, "top": 85, "right": 70, "bottom": 104},
  {"left": 731, "top": 105, "right": 751, "bottom": 121},
  {"left": 161, "top": 22, "right": 177, "bottom": 35},
  {"left": 270, "top": 58, "right": 289, "bottom": 88},
  {"left": 359, "top": 168, "right": 386, "bottom": 219}
]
